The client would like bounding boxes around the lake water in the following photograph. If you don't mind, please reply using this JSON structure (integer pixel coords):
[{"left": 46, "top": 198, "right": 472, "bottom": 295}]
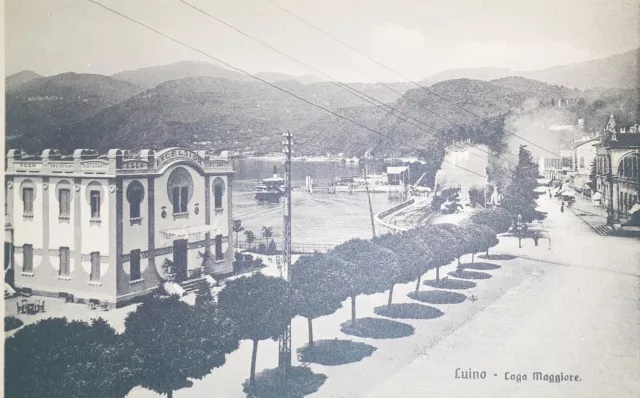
[
  {"left": 231, "top": 158, "right": 405, "bottom": 245},
  {"left": 230, "top": 148, "right": 488, "bottom": 246}
]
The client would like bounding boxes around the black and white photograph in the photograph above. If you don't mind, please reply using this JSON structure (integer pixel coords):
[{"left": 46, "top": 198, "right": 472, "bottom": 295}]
[{"left": 3, "top": 0, "right": 640, "bottom": 397}]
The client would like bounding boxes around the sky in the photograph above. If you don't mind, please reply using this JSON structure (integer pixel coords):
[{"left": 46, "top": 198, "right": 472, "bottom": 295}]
[{"left": 5, "top": 0, "right": 640, "bottom": 82}]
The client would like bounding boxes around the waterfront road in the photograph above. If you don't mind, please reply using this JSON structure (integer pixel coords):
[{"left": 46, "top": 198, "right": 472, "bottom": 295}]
[{"left": 365, "top": 194, "right": 640, "bottom": 398}]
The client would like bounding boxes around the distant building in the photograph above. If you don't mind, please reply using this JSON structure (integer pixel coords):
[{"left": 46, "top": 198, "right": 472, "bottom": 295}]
[
  {"left": 571, "top": 135, "right": 599, "bottom": 192},
  {"left": 540, "top": 151, "right": 573, "bottom": 181},
  {"left": 386, "top": 166, "right": 410, "bottom": 185},
  {"left": 5, "top": 147, "right": 235, "bottom": 307},
  {"left": 593, "top": 114, "right": 640, "bottom": 225}
]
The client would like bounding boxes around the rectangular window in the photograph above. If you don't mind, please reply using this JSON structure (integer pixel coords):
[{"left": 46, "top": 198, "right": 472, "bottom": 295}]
[
  {"left": 180, "top": 186, "right": 188, "bottom": 213},
  {"left": 90, "top": 191, "right": 101, "bottom": 219},
  {"left": 172, "top": 187, "right": 180, "bottom": 214},
  {"left": 59, "top": 247, "right": 70, "bottom": 276},
  {"left": 130, "top": 201, "right": 140, "bottom": 218},
  {"left": 59, "top": 188, "right": 71, "bottom": 217},
  {"left": 23, "top": 187, "right": 34, "bottom": 214},
  {"left": 23, "top": 244, "right": 33, "bottom": 272},
  {"left": 130, "top": 249, "right": 141, "bottom": 281},
  {"left": 90, "top": 252, "right": 100, "bottom": 281},
  {"left": 215, "top": 234, "right": 223, "bottom": 261},
  {"left": 579, "top": 157, "right": 584, "bottom": 169}
]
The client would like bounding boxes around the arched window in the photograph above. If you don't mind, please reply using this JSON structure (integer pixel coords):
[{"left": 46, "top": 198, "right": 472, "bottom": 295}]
[
  {"left": 213, "top": 177, "right": 225, "bottom": 210},
  {"left": 126, "top": 181, "right": 145, "bottom": 219},
  {"left": 167, "top": 167, "right": 193, "bottom": 214},
  {"left": 619, "top": 153, "right": 640, "bottom": 179},
  {"left": 86, "top": 181, "right": 104, "bottom": 220}
]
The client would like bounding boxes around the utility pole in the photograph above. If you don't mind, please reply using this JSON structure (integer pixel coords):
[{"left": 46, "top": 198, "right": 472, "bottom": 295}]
[
  {"left": 278, "top": 131, "right": 293, "bottom": 373},
  {"left": 363, "top": 152, "right": 376, "bottom": 238}
]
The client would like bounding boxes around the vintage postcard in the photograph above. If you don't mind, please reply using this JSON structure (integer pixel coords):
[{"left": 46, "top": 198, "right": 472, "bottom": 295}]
[{"left": 3, "top": 0, "right": 639, "bottom": 397}]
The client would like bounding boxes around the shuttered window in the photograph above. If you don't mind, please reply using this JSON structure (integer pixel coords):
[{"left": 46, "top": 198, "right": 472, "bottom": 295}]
[
  {"left": 23, "top": 188, "right": 34, "bottom": 214},
  {"left": 23, "top": 244, "right": 33, "bottom": 272},
  {"left": 59, "top": 188, "right": 71, "bottom": 217},
  {"left": 215, "top": 235, "right": 223, "bottom": 260},
  {"left": 130, "top": 250, "right": 141, "bottom": 281},
  {"left": 59, "top": 247, "right": 70, "bottom": 276},
  {"left": 90, "top": 252, "right": 100, "bottom": 281}
]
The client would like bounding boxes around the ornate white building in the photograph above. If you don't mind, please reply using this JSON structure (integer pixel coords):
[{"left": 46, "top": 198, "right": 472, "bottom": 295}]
[{"left": 4, "top": 147, "right": 234, "bottom": 307}]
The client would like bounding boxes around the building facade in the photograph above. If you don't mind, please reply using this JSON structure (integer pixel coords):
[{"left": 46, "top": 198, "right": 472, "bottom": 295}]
[
  {"left": 5, "top": 147, "right": 235, "bottom": 307},
  {"left": 571, "top": 135, "right": 599, "bottom": 192},
  {"left": 593, "top": 115, "right": 640, "bottom": 225}
]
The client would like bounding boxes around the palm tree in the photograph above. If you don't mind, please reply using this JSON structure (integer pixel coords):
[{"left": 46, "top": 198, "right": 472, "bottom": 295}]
[
  {"left": 244, "top": 230, "right": 256, "bottom": 251},
  {"left": 261, "top": 226, "right": 273, "bottom": 246},
  {"left": 232, "top": 219, "right": 244, "bottom": 250}
]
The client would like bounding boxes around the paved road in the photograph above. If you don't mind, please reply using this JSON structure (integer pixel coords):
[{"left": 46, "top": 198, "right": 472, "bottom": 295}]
[{"left": 365, "top": 195, "right": 640, "bottom": 398}]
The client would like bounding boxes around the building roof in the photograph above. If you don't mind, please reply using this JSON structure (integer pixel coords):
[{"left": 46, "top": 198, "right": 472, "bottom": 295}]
[
  {"left": 606, "top": 133, "right": 640, "bottom": 149},
  {"left": 387, "top": 166, "right": 409, "bottom": 174},
  {"left": 5, "top": 147, "right": 233, "bottom": 176}
]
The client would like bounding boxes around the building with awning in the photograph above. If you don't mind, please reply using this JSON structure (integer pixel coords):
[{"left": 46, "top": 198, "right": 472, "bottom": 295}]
[{"left": 5, "top": 147, "right": 235, "bottom": 308}]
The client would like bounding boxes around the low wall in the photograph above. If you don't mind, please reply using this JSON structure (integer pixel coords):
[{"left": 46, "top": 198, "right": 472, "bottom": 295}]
[{"left": 374, "top": 198, "right": 416, "bottom": 232}]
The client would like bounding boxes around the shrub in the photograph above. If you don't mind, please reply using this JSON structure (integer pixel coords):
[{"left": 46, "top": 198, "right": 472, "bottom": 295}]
[
  {"left": 4, "top": 316, "right": 23, "bottom": 332},
  {"left": 257, "top": 243, "right": 267, "bottom": 254},
  {"left": 267, "top": 239, "right": 277, "bottom": 255}
]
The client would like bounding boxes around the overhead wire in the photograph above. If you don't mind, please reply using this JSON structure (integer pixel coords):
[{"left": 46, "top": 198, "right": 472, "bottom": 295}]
[
  {"left": 262, "top": 0, "right": 564, "bottom": 159},
  {"left": 178, "top": 0, "right": 518, "bottom": 169},
  {"left": 86, "top": 0, "right": 489, "bottom": 179}
]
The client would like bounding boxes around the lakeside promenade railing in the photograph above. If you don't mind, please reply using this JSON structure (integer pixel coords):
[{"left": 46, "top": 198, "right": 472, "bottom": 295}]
[{"left": 236, "top": 241, "right": 335, "bottom": 254}]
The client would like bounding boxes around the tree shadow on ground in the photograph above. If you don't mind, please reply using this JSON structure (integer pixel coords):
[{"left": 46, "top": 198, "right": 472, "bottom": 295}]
[
  {"left": 462, "top": 262, "right": 502, "bottom": 271},
  {"left": 447, "top": 270, "right": 492, "bottom": 280},
  {"left": 408, "top": 290, "right": 467, "bottom": 304},
  {"left": 373, "top": 303, "right": 444, "bottom": 320},
  {"left": 297, "top": 339, "right": 376, "bottom": 366},
  {"left": 423, "top": 278, "right": 477, "bottom": 290},
  {"left": 478, "top": 254, "right": 516, "bottom": 261},
  {"left": 244, "top": 366, "right": 327, "bottom": 398},
  {"left": 340, "top": 317, "right": 414, "bottom": 339}
]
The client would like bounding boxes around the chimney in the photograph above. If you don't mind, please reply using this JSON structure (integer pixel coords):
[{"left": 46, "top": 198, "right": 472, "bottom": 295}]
[{"left": 273, "top": 166, "right": 278, "bottom": 178}]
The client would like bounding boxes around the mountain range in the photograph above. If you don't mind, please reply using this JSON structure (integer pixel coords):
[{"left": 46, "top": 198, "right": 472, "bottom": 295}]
[
  {"left": 420, "top": 48, "right": 639, "bottom": 89},
  {"left": 5, "top": 48, "right": 639, "bottom": 156}
]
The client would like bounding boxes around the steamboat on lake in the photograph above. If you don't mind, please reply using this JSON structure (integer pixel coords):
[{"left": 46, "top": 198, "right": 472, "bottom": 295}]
[{"left": 254, "top": 166, "right": 285, "bottom": 202}]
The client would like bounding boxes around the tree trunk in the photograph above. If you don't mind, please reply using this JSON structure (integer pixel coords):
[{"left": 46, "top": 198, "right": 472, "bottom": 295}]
[
  {"left": 167, "top": 391, "right": 173, "bottom": 398},
  {"left": 415, "top": 275, "right": 422, "bottom": 292},
  {"left": 351, "top": 296, "right": 357, "bottom": 324},
  {"left": 307, "top": 317, "right": 314, "bottom": 347},
  {"left": 518, "top": 238, "right": 522, "bottom": 248},
  {"left": 486, "top": 249, "right": 489, "bottom": 257},
  {"left": 472, "top": 253, "right": 475, "bottom": 263},
  {"left": 436, "top": 267, "right": 440, "bottom": 281},
  {"left": 388, "top": 284, "right": 395, "bottom": 307},
  {"left": 457, "top": 257, "right": 461, "bottom": 270},
  {"left": 250, "top": 340, "right": 259, "bottom": 384}
]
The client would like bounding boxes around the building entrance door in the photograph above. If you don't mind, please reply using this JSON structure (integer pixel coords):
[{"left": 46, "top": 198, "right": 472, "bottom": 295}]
[{"left": 173, "top": 239, "right": 188, "bottom": 282}]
